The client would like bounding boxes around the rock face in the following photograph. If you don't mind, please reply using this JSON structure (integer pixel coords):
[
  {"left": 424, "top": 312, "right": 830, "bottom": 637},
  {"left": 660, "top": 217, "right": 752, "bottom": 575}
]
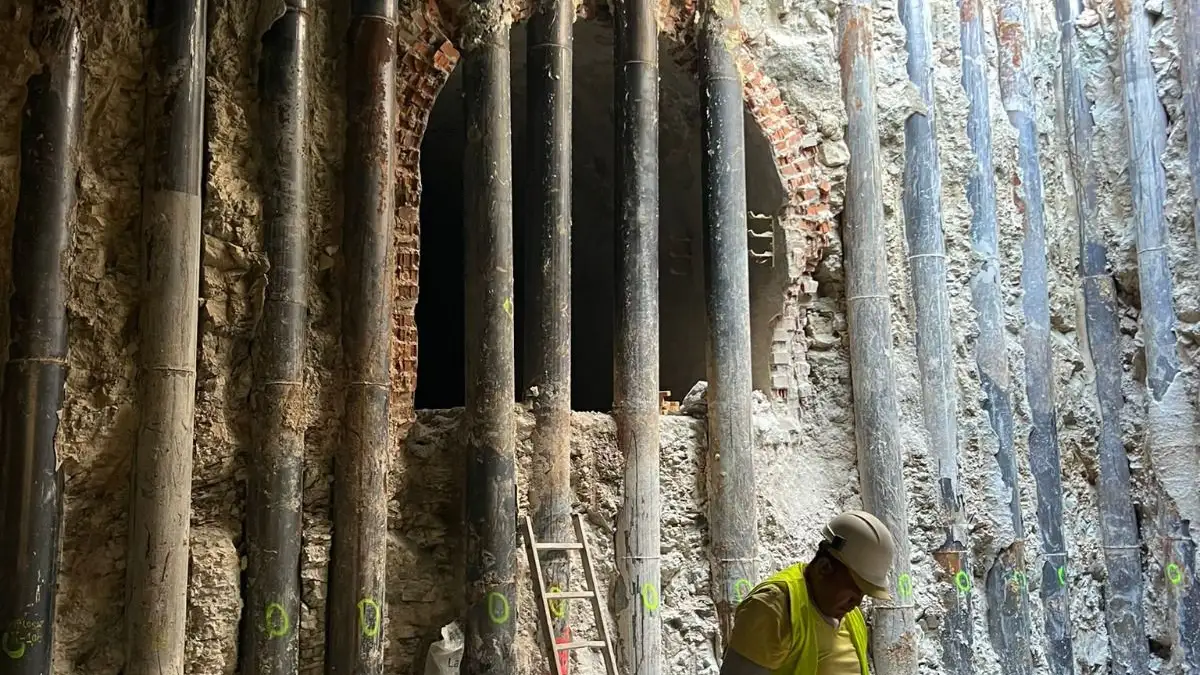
[{"left": 0, "top": 0, "right": 1196, "bottom": 673}]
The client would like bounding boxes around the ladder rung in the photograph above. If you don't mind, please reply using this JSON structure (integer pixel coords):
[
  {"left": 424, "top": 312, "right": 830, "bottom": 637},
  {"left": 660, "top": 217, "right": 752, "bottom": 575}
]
[
  {"left": 554, "top": 640, "right": 607, "bottom": 651},
  {"left": 546, "top": 590, "right": 595, "bottom": 600},
  {"left": 534, "top": 542, "right": 584, "bottom": 550}
]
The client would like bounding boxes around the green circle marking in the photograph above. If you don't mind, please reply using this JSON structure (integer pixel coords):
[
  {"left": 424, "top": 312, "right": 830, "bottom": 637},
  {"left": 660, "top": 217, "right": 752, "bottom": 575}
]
[
  {"left": 733, "top": 578, "right": 752, "bottom": 603},
  {"left": 897, "top": 573, "right": 913, "bottom": 599},
  {"left": 487, "top": 592, "right": 511, "bottom": 624},
  {"left": 954, "top": 570, "right": 972, "bottom": 593},
  {"left": 265, "top": 603, "right": 290, "bottom": 638},
  {"left": 1, "top": 632, "right": 24, "bottom": 660},
  {"left": 1167, "top": 563, "right": 1183, "bottom": 586},
  {"left": 547, "top": 586, "right": 566, "bottom": 619},
  {"left": 357, "top": 598, "right": 381, "bottom": 637},
  {"left": 1056, "top": 566, "right": 1067, "bottom": 588},
  {"left": 640, "top": 583, "right": 660, "bottom": 612}
]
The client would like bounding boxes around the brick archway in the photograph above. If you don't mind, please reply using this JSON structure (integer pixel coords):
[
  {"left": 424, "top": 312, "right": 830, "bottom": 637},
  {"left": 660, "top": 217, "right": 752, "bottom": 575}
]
[{"left": 388, "top": 0, "right": 830, "bottom": 432}]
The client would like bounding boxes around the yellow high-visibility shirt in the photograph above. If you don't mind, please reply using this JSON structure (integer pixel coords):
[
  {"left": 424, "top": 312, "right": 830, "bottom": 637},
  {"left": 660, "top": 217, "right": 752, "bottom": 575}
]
[
  {"left": 726, "top": 563, "right": 870, "bottom": 675},
  {"left": 809, "top": 605, "right": 860, "bottom": 675}
]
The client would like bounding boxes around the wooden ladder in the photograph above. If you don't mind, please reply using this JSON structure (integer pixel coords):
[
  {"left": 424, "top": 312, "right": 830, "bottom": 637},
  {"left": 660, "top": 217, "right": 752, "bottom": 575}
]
[{"left": 522, "top": 513, "right": 619, "bottom": 675}]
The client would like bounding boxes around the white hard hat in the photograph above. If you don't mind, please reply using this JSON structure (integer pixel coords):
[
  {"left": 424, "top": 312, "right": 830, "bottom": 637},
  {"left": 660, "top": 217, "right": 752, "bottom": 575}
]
[{"left": 821, "top": 510, "right": 896, "bottom": 600}]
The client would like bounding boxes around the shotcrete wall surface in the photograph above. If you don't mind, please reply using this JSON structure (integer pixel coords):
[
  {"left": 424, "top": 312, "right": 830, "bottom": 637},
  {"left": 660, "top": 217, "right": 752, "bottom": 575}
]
[{"left": 0, "top": 0, "right": 1197, "bottom": 673}]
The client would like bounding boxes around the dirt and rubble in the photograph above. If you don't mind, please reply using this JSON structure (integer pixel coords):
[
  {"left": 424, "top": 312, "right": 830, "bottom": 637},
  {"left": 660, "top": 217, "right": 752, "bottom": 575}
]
[{"left": 0, "top": 0, "right": 1196, "bottom": 673}]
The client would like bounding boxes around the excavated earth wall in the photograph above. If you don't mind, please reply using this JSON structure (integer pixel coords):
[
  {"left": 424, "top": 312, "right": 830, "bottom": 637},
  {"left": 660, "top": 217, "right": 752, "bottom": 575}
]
[{"left": 0, "top": 0, "right": 1197, "bottom": 673}]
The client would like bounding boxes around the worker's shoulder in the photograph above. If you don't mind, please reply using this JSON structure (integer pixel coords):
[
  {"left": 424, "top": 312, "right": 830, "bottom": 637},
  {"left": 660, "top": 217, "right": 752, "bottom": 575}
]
[{"left": 743, "top": 580, "right": 792, "bottom": 611}]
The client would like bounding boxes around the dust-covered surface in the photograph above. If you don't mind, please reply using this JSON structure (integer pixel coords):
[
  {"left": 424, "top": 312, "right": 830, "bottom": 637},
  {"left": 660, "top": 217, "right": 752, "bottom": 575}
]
[
  {"left": 741, "top": 0, "right": 1200, "bottom": 672},
  {"left": 4, "top": 0, "right": 1198, "bottom": 672},
  {"left": 387, "top": 402, "right": 853, "bottom": 675},
  {"left": 50, "top": 1, "right": 144, "bottom": 674}
]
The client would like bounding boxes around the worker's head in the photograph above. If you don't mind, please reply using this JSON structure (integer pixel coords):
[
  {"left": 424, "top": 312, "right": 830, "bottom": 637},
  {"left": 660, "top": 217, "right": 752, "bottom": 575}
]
[{"left": 806, "top": 510, "right": 896, "bottom": 619}]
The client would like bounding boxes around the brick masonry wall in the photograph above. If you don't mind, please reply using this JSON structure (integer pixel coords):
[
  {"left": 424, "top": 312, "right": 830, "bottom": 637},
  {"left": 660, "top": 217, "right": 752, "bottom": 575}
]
[
  {"left": 390, "top": 4, "right": 457, "bottom": 441},
  {"left": 388, "top": 0, "right": 831, "bottom": 421}
]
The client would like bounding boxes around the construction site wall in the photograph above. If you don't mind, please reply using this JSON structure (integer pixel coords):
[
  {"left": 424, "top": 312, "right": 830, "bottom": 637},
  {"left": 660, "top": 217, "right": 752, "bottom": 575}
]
[{"left": 0, "top": 0, "right": 1196, "bottom": 673}]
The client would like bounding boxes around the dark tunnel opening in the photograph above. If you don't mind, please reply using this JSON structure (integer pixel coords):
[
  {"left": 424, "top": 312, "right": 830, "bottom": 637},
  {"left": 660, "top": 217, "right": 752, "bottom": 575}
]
[{"left": 414, "top": 20, "right": 788, "bottom": 411}]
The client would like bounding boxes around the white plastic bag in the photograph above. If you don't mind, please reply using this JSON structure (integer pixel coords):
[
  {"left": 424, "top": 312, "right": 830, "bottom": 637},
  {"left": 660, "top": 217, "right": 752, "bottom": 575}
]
[{"left": 424, "top": 621, "right": 464, "bottom": 675}]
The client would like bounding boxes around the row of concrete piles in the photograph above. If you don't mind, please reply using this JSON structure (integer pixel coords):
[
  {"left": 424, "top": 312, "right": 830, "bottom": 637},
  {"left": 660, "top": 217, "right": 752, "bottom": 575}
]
[
  {"left": 0, "top": 2, "right": 760, "bottom": 675},
  {"left": 456, "top": 0, "right": 761, "bottom": 670},
  {"left": 841, "top": 0, "right": 1200, "bottom": 673},
  {"left": 2, "top": 1, "right": 1199, "bottom": 675}
]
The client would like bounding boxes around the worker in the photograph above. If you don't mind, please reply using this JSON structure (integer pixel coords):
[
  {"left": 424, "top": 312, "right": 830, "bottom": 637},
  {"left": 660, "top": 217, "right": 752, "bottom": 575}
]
[{"left": 719, "top": 510, "right": 897, "bottom": 675}]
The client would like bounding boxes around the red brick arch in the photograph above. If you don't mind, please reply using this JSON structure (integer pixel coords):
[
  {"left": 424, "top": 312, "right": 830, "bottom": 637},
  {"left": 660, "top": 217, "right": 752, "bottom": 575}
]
[{"left": 388, "top": 0, "right": 830, "bottom": 431}]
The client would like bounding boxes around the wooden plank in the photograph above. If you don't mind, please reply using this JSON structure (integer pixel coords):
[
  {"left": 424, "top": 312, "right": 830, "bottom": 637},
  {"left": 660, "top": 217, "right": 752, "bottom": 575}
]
[
  {"left": 535, "top": 542, "right": 584, "bottom": 551},
  {"left": 546, "top": 590, "right": 595, "bottom": 600}
]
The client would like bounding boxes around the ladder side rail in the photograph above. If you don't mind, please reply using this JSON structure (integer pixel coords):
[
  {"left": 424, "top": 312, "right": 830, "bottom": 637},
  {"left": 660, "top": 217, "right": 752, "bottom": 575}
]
[
  {"left": 573, "top": 514, "right": 620, "bottom": 675},
  {"left": 525, "top": 516, "right": 567, "bottom": 675}
]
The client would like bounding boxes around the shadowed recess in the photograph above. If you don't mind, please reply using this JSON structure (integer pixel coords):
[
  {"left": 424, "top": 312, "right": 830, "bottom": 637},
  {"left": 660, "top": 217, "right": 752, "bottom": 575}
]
[{"left": 415, "top": 20, "right": 786, "bottom": 411}]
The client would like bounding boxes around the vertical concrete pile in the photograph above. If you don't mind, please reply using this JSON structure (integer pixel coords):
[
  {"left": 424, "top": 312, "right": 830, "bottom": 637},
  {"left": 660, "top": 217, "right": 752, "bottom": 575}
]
[
  {"left": 1114, "top": 0, "right": 1200, "bottom": 667},
  {"left": 837, "top": 1, "right": 918, "bottom": 672},
  {"left": 698, "top": 0, "right": 758, "bottom": 650},
  {"left": 245, "top": 2, "right": 310, "bottom": 672},
  {"left": 0, "top": 5, "right": 81, "bottom": 674},
  {"left": 1180, "top": 0, "right": 1199, "bottom": 250},
  {"left": 613, "top": 0, "right": 662, "bottom": 668},
  {"left": 995, "top": 2, "right": 1072, "bottom": 673},
  {"left": 461, "top": 0, "right": 518, "bottom": 672},
  {"left": 328, "top": 2, "right": 395, "bottom": 674},
  {"left": 525, "top": 0, "right": 574, "bottom": 662},
  {"left": 960, "top": 0, "right": 1035, "bottom": 671},
  {"left": 1055, "top": 0, "right": 1149, "bottom": 670},
  {"left": 897, "top": 0, "right": 971, "bottom": 670},
  {"left": 126, "top": 2, "right": 206, "bottom": 675}
]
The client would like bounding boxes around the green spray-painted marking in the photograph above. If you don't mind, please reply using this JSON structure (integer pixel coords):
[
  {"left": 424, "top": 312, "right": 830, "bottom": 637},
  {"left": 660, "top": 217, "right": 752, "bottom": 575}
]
[
  {"left": 1, "top": 633, "right": 24, "bottom": 660},
  {"left": 503, "top": 297, "right": 514, "bottom": 318},
  {"left": 357, "top": 598, "right": 381, "bottom": 637},
  {"left": 488, "top": 592, "right": 511, "bottom": 624},
  {"left": 733, "top": 578, "right": 752, "bottom": 603},
  {"left": 897, "top": 573, "right": 913, "bottom": 599},
  {"left": 1167, "top": 563, "right": 1183, "bottom": 586},
  {"left": 1056, "top": 566, "right": 1067, "bottom": 587},
  {"left": 1, "top": 619, "right": 41, "bottom": 661},
  {"left": 1010, "top": 571, "right": 1027, "bottom": 591},
  {"left": 640, "top": 583, "right": 660, "bottom": 611},
  {"left": 265, "top": 603, "right": 290, "bottom": 638},
  {"left": 954, "top": 570, "right": 972, "bottom": 593},
  {"left": 547, "top": 586, "right": 566, "bottom": 619}
]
